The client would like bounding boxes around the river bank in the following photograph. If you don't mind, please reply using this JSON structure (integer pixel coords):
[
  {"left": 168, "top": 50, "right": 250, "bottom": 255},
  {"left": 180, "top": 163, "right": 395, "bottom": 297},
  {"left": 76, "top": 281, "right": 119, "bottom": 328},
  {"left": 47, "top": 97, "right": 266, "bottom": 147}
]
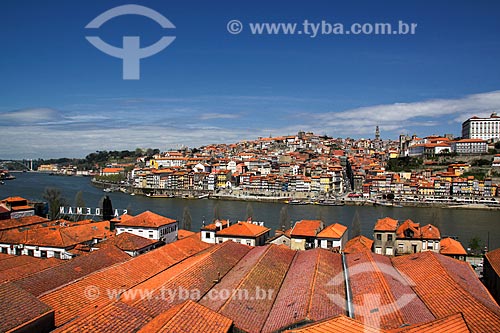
[
  {"left": 91, "top": 179, "right": 500, "bottom": 210},
  {"left": 3, "top": 172, "right": 500, "bottom": 250}
]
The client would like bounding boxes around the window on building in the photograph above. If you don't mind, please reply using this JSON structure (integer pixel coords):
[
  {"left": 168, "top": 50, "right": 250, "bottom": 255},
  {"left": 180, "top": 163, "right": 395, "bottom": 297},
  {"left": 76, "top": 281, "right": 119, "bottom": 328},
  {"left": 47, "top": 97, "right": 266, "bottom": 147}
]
[
  {"left": 54, "top": 252, "right": 61, "bottom": 259},
  {"left": 27, "top": 249, "right": 34, "bottom": 256},
  {"left": 327, "top": 240, "right": 333, "bottom": 248},
  {"left": 376, "top": 234, "right": 382, "bottom": 241},
  {"left": 428, "top": 241, "right": 433, "bottom": 250},
  {"left": 387, "top": 234, "right": 393, "bottom": 241},
  {"left": 375, "top": 247, "right": 382, "bottom": 254},
  {"left": 40, "top": 250, "right": 47, "bottom": 258},
  {"left": 0, "top": 247, "right": 6, "bottom": 254}
]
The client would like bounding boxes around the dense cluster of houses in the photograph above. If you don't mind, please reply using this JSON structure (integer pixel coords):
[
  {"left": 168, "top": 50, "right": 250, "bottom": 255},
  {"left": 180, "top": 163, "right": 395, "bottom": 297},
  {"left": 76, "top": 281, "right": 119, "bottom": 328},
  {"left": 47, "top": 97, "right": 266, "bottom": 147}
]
[{"left": 96, "top": 126, "right": 498, "bottom": 201}]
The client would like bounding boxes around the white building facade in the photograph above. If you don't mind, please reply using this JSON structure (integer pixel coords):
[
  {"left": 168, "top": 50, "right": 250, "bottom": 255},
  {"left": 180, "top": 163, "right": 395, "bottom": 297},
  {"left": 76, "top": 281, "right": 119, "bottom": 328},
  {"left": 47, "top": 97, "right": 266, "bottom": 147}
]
[{"left": 462, "top": 113, "right": 500, "bottom": 141}]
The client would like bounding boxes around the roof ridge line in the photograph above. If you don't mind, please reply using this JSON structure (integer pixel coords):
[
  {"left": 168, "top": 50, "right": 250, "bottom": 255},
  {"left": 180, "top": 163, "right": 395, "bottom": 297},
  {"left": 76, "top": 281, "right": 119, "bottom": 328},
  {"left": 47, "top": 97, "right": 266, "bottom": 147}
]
[{"left": 306, "top": 249, "right": 322, "bottom": 319}]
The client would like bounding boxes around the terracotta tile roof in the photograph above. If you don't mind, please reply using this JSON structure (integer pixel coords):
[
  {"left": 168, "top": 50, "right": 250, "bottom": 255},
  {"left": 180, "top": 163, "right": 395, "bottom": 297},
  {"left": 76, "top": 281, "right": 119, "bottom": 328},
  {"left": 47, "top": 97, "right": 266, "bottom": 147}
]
[
  {"left": 0, "top": 220, "right": 112, "bottom": 248},
  {"left": 39, "top": 235, "right": 211, "bottom": 327},
  {"left": 1, "top": 196, "right": 28, "bottom": 204},
  {"left": 0, "top": 282, "right": 54, "bottom": 333},
  {"left": 0, "top": 215, "right": 48, "bottom": 231},
  {"left": 344, "top": 235, "right": 374, "bottom": 254},
  {"left": 136, "top": 300, "right": 232, "bottom": 333},
  {"left": 15, "top": 244, "right": 130, "bottom": 297},
  {"left": 202, "top": 220, "right": 229, "bottom": 232},
  {"left": 291, "top": 220, "right": 323, "bottom": 237},
  {"left": 52, "top": 300, "right": 152, "bottom": 333},
  {"left": 110, "top": 213, "right": 134, "bottom": 223},
  {"left": 10, "top": 205, "right": 34, "bottom": 211},
  {"left": 374, "top": 217, "right": 398, "bottom": 232},
  {"left": 282, "top": 314, "right": 383, "bottom": 333},
  {"left": 177, "top": 229, "right": 195, "bottom": 239},
  {"left": 113, "top": 232, "right": 161, "bottom": 252},
  {"left": 316, "top": 223, "right": 347, "bottom": 239},
  {"left": 396, "top": 219, "right": 420, "bottom": 238},
  {"left": 216, "top": 221, "right": 270, "bottom": 238},
  {"left": 390, "top": 313, "right": 470, "bottom": 333},
  {"left": 116, "top": 211, "right": 177, "bottom": 228},
  {"left": 485, "top": 248, "right": 500, "bottom": 277},
  {"left": 218, "top": 244, "right": 296, "bottom": 333},
  {"left": 0, "top": 255, "right": 61, "bottom": 283},
  {"left": 126, "top": 242, "right": 251, "bottom": 319},
  {"left": 396, "top": 220, "right": 440, "bottom": 240},
  {"left": 262, "top": 249, "right": 345, "bottom": 332},
  {"left": 347, "top": 251, "right": 435, "bottom": 330},
  {"left": 420, "top": 224, "right": 440, "bottom": 239},
  {"left": 392, "top": 251, "right": 500, "bottom": 333},
  {"left": 440, "top": 238, "right": 467, "bottom": 256},
  {"left": 199, "top": 245, "right": 270, "bottom": 311}
]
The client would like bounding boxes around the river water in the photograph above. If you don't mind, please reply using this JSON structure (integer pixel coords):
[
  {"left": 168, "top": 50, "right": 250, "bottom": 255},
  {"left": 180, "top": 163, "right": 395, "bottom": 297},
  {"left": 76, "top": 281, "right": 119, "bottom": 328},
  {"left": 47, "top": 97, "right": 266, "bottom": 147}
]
[{"left": 1, "top": 172, "right": 499, "bottom": 250}]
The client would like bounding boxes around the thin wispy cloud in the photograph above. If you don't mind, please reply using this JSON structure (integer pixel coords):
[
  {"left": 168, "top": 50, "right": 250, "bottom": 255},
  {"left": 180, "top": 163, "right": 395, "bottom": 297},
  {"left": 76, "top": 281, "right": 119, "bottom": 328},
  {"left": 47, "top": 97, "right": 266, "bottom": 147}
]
[
  {"left": 307, "top": 90, "right": 500, "bottom": 136},
  {"left": 2, "top": 90, "right": 500, "bottom": 159},
  {"left": 199, "top": 113, "right": 241, "bottom": 120}
]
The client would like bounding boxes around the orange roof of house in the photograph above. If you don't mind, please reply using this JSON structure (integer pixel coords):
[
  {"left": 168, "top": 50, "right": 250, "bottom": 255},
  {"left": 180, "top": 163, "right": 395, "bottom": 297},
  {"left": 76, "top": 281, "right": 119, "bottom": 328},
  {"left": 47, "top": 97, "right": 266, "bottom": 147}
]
[
  {"left": 420, "top": 224, "right": 441, "bottom": 239},
  {"left": 344, "top": 235, "right": 374, "bottom": 254},
  {"left": 201, "top": 219, "right": 230, "bottom": 231},
  {"left": 0, "top": 215, "right": 48, "bottom": 231},
  {"left": 177, "top": 229, "right": 195, "bottom": 239},
  {"left": 136, "top": 300, "right": 232, "bottom": 333},
  {"left": 389, "top": 313, "right": 470, "bottom": 333},
  {"left": 0, "top": 220, "right": 112, "bottom": 248},
  {"left": 316, "top": 223, "right": 347, "bottom": 239},
  {"left": 116, "top": 211, "right": 177, "bottom": 228},
  {"left": 113, "top": 232, "right": 160, "bottom": 252},
  {"left": 0, "top": 282, "right": 54, "bottom": 333},
  {"left": 1, "top": 196, "right": 28, "bottom": 204},
  {"left": 392, "top": 251, "right": 500, "bottom": 333},
  {"left": 0, "top": 254, "right": 62, "bottom": 283},
  {"left": 102, "top": 167, "right": 124, "bottom": 173},
  {"left": 396, "top": 219, "right": 420, "bottom": 238},
  {"left": 396, "top": 220, "right": 440, "bottom": 240},
  {"left": 217, "top": 221, "right": 270, "bottom": 238},
  {"left": 485, "top": 247, "right": 500, "bottom": 277},
  {"left": 282, "top": 314, "right": 383, "bottom": 333},
  {"left": 291, "top": 220, "right": 323, "bottom": 237},
  {"left": 440, "top": 238, "right": 467, "bottom": 256},
  {"left": 10, "top": 205, "right": 34, "bottom": 211},
  {"left": 374, "top": 217, "right": 398, "bottom": 232}
]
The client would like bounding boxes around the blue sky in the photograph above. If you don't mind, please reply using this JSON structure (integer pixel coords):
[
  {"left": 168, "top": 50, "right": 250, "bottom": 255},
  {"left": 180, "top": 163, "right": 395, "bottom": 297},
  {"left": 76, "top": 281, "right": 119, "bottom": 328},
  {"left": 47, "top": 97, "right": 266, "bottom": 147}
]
[{"left": 1, "top": 0, "right": 500, "bottom": 159}]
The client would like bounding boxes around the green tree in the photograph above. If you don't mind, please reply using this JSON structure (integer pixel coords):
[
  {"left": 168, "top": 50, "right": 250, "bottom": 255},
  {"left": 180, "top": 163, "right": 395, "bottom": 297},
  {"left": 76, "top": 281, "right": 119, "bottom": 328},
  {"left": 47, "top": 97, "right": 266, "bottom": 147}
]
[
  {"left": 74, "top": 191, "right": 86, "bottom": 208},
  {"left": 43, "top": 187, "right": 67, "bottom": 220},
  {"left": 182, "top": 206, "right": 192, "bottom": 231},
  {"left": 468, "top": 236, "right": 483, "bottom": 256}
]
